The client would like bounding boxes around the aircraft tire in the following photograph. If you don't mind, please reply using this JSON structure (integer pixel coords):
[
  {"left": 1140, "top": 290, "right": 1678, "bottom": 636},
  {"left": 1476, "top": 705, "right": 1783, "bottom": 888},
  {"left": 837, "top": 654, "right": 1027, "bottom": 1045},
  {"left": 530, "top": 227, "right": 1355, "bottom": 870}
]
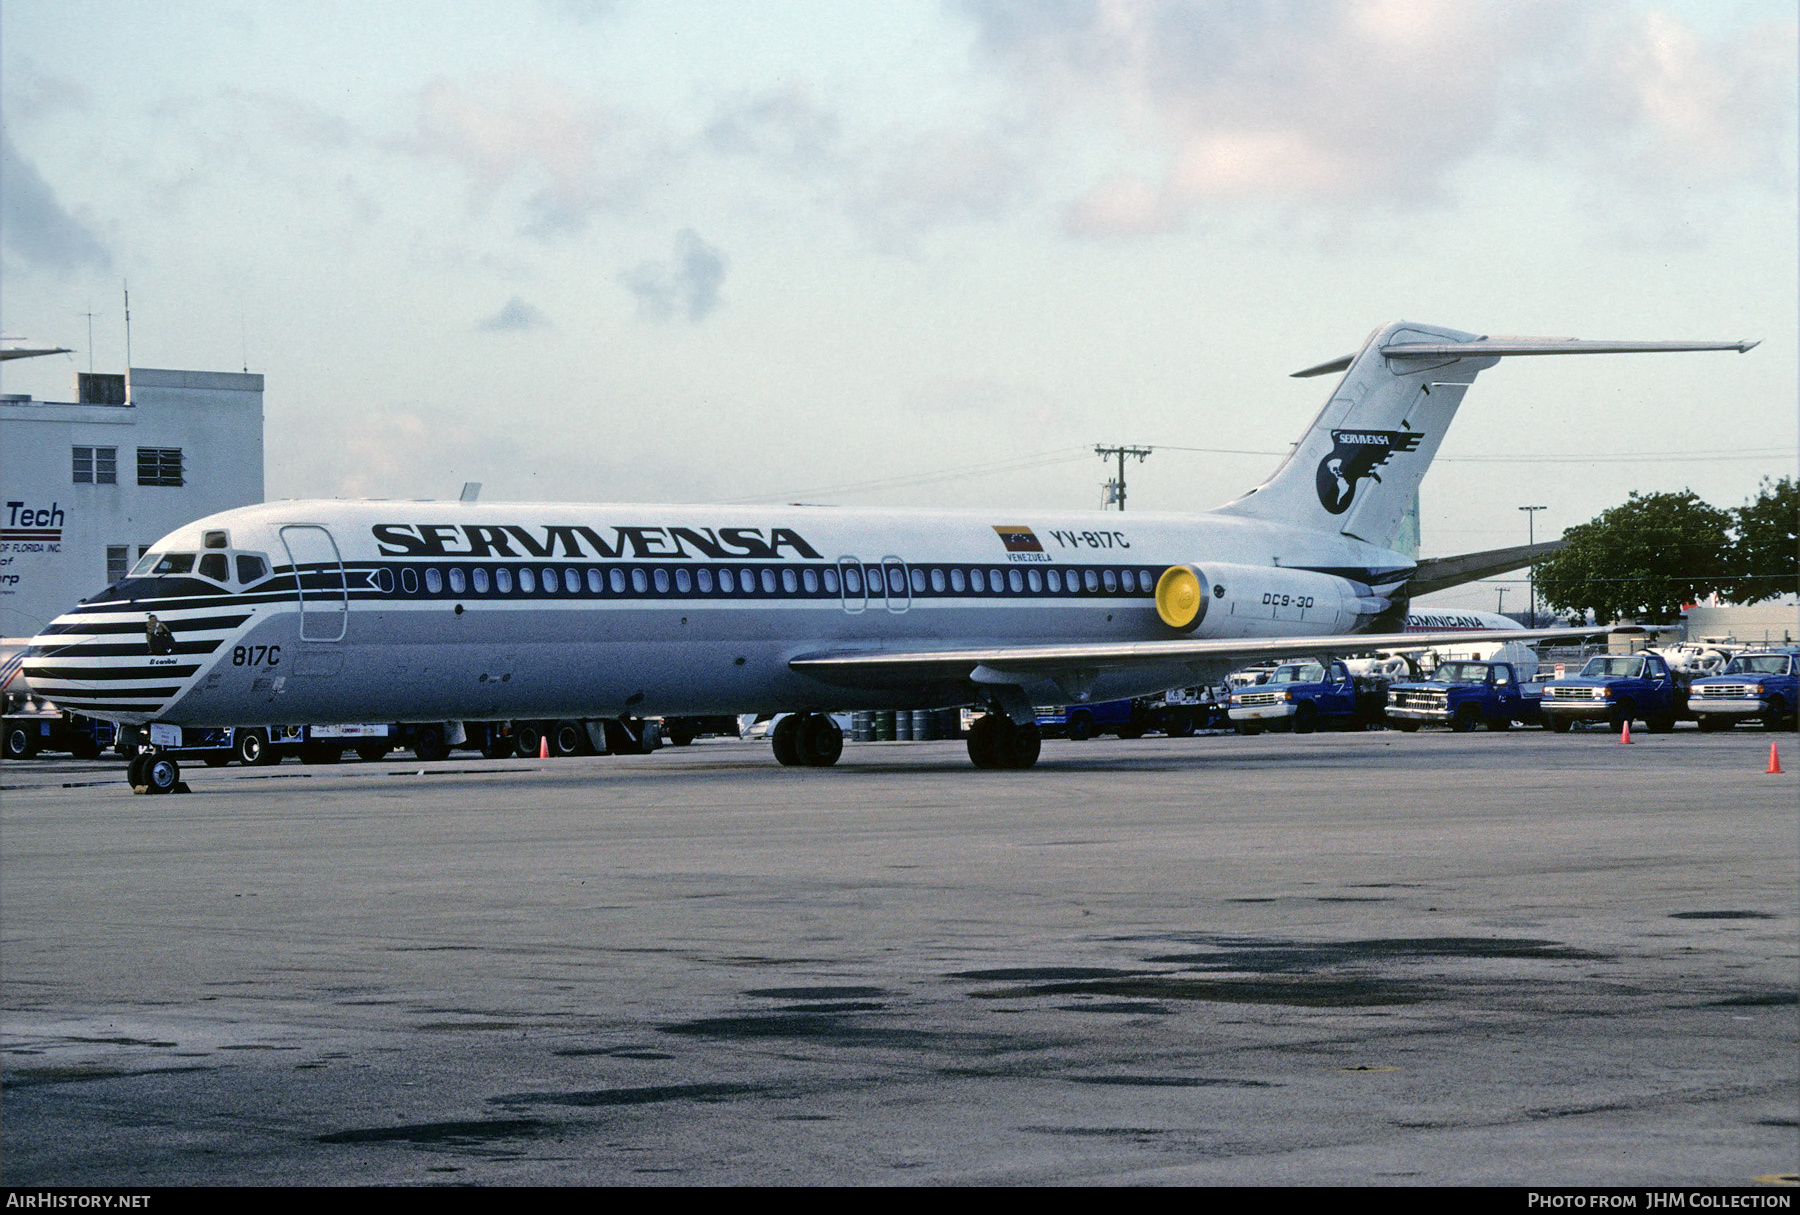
[
  {"left": 798, "top": 715, "right": 843, "bottom": 767},
  {"left": 1004, "top": 721, "right": 1041, "bottom": 769},
  {"left": 967, "top": 714, "right": 1003, "bottom": 768},
  {"left": 411, "top": 724, "right": 450, "bottom": 763},
  {"left": 771, "top": 715, "right": 804, "bottom": 766},
  {"left": 142, "top": 755, "right": 181, "bottom": 794},
  {"left": 127, "top": 755, "right": 149, "bottom": 787}
]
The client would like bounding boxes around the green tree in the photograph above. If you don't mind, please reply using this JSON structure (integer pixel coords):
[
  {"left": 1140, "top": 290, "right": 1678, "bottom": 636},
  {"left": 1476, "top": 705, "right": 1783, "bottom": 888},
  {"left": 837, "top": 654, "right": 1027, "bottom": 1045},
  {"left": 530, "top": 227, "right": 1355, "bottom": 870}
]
[
  {"left": 1723, "top": 476, "right": 1798, "bottom": 604},
  {"left": 1534, "top": 491, "right": 1732, "bottom": 624}
]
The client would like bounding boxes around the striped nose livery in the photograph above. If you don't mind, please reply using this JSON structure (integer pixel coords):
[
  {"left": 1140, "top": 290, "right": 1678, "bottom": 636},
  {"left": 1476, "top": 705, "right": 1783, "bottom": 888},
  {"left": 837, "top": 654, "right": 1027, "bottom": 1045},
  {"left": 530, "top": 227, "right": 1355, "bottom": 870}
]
[{"left": 22, "top": 608, "right": 250, "bottom": 722}]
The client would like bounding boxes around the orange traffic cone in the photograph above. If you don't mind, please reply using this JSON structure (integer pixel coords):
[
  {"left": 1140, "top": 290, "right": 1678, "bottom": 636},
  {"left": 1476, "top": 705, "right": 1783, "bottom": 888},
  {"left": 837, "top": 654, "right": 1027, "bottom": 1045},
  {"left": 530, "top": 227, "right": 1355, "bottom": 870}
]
[
  {"left": 1619, "top": 719, "right": 1632, "bottom": 744},
  {"left": 538, "top": 735, "right": 549, "bottom": 759},
  {"left": 1768, "top": 742, "right": 1782, "bottom": 775}
]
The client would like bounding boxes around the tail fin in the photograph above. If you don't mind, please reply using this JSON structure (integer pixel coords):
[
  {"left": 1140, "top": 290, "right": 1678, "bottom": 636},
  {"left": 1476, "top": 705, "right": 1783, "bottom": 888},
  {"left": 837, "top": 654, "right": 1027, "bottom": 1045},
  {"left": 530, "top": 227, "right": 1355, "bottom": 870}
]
[{"left": 1211, "top": 322, "right": 1757, "bottom": 550}]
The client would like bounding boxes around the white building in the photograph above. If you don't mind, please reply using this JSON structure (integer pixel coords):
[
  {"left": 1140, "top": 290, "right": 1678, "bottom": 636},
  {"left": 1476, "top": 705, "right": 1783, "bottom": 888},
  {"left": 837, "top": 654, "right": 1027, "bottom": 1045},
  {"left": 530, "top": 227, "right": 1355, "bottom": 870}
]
[{"left": 0, "top": 367, "right": 264, "bottom": 636}]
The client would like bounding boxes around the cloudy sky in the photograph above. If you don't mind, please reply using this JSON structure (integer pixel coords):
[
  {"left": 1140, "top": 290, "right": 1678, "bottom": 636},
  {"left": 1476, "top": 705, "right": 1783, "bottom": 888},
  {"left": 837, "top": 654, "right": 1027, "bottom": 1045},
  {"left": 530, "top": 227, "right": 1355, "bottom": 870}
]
[{"left": 2, "top": 0, "right": 1793, "bottom": 609}]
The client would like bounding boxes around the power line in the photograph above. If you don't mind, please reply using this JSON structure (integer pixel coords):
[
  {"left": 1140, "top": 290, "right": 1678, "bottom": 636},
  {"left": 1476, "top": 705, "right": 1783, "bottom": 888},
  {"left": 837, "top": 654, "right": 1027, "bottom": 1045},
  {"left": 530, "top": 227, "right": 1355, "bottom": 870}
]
[{"left": 712, "top": 446, "right": 1092, "bottom": 504}]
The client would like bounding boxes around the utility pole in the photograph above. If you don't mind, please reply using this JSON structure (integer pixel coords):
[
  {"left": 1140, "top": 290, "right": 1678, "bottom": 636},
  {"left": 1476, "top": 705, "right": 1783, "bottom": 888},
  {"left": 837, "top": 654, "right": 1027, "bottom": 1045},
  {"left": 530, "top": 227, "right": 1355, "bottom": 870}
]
[
  {"left": 1520, "top": 505, "right": 1545, "bottom": 625},
  {"left": 1095, "top": 445, "right": 1152, "bottom": 510}
]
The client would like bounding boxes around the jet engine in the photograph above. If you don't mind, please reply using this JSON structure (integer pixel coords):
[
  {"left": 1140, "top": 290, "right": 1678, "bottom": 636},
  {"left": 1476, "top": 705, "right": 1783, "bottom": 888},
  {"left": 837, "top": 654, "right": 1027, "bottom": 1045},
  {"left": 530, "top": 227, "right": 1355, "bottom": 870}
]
[{"left": 1153, "top": 562, "right": 1387, "bottom": 636}]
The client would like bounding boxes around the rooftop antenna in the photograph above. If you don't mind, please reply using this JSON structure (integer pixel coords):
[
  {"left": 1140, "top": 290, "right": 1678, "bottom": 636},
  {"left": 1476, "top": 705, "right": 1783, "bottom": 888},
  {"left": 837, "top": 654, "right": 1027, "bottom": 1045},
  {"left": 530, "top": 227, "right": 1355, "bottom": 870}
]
[
  {"left": 122, "top": 281, "right": 132, "bottom": 401},
  {"left": 80, "top": 309, "right": 96, "bottom": 372}
]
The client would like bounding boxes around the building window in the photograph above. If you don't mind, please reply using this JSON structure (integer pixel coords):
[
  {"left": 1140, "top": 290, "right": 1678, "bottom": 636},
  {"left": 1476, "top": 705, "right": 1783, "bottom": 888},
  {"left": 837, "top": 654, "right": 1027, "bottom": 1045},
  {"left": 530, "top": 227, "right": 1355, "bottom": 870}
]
[
  {"left": 106, "top": 545, "right": 130, "bottom": 583},
  {"left": 73, "top": 446, "right": 118, "bottom": 484},
  {"left": 137, "top": 447, "right": 184, "bottom": 487}
]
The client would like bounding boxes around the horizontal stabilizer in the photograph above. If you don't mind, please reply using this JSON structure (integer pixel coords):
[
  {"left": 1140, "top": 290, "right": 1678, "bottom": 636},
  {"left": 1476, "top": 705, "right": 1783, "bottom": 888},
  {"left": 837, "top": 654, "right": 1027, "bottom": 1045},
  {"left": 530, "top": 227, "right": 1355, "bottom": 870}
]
[
  {"left": 1409, "top": 540, "right": 1566, "bottom": 598},
  {"left": 1294, "top": 337, "right": 1757, "bottom": 377},
  {"left": 790, "top": 624, "right": 1603, "bottom": 690}
]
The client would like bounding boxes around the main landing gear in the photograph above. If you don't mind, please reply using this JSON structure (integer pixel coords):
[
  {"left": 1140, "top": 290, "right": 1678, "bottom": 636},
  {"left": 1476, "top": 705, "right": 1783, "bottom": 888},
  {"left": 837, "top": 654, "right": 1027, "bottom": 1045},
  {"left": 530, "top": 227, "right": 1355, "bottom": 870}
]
[
  {"left": 772, "top": 713, "right": 844, "bottom": 767},
  {"left": 967, "top": 713, "right": 1041, "bottom": 769}
]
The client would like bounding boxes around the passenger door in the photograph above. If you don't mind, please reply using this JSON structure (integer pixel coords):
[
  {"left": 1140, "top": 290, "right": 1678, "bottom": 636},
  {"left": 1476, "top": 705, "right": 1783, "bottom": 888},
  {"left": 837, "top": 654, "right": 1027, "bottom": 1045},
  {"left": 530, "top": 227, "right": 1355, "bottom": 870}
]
[{"left": 280, "top": 524, "right": 348, "bottom": 642}]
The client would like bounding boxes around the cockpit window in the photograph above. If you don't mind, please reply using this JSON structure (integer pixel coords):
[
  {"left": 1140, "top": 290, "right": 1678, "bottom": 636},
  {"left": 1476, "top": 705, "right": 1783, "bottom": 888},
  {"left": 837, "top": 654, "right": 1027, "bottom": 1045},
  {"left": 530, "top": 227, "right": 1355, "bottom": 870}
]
[
  {"left": 236, "top": 554, "right": 268, "bottom": 583},
  {"left": 136, "top": 552, "right": 196, "bottom": 576},
  {"left": 198, "top": 553, "right": 229, "bottom": 582}
]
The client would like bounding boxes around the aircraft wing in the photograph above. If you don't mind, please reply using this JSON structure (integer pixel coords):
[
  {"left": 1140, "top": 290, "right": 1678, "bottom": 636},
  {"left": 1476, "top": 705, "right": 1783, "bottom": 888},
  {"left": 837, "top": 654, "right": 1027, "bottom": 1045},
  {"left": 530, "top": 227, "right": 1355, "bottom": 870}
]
[{"left": 789, "top": 626, "right": 1599, "bottom": 689}]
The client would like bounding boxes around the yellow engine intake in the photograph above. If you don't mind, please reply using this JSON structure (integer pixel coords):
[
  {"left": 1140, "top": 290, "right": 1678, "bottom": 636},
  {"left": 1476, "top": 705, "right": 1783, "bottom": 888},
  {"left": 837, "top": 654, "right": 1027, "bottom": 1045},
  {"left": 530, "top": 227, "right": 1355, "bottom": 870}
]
[{"left": 1156, "top": 564, "right": 1209, "bottom": 632}]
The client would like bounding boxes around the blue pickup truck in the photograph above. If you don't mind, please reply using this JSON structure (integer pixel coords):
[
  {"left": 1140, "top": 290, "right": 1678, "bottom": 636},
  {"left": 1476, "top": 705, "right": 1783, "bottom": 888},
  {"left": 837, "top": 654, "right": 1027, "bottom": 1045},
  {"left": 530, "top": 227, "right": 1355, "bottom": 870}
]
[
  {"left": 1228, "top": 659, "right": 1387, "bottom": 734},
  {"left": 1385, "top": 660, "right": 1542, "bottom": 732},
  {"left": 1687, "top": 651, "right": 1799, "bottom": 731},
  {"left": 1540, "top": 652, "right": 1686, "bottom": 734}
]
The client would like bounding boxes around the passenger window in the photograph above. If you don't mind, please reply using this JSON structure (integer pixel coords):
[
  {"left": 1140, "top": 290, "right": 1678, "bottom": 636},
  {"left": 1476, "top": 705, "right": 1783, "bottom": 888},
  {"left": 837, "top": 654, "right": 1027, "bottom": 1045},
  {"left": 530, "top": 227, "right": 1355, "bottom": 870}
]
[
  {"left": 631, "top": 568, "right": 648, "bottom": 593},
  {"left": 1102, "top": 569, "right": 1118, "bottom": 593},
  {"left": 930, "top": 568, "right": 946, "bottom": 593},
  {"left": 782, "top": 568, "right": 798, "bottom": 594},
  {"left": 802, "top": 568, "right": 819, "bottom": 593},
  {"left": 491, "top": 567, "right": 509, "bottom": 593},
  {"left": 1008, "top": 569, "right": 1024, "bottom": 593},
  {"left": 822, "top": 567, "right": 840, "bottom": 594},
  {"left": 1083, "top": 569, "right": 1099, "bottom": 592},
  {"left": 697, "top": 567, "right": 714, "bottom": 593},
  {"left": 1117, "top": 569, "right": 1135, "bottom": 593},
  {"left": 715, "top": 567, "right": 733, "bottom": 593},
  {"left": 427, "top": 568, "right": 444, "bottom": 593},
  {"left": 676, "top": 568, "right": 693, "bottom": 594},
  {"left": 1027, "top": 569, "right": 1042, "bottom": 593},
  {"left": 544, "top": 567, "right": 559, "bottom": 591},
  {"left": 449, "top": 568, "right": 466, "bottom": 594},
  {"left": 761, "top": 568, "right": 778, "bottom": 594},
  {"left": 888, "top": 567, "right": 905, "bottom": 595},
  {"left": 519, "top": 567, "right": 536, "bottom": 593},
  {"left": 653, "top": 568, "right": 670, "bottom": 593},
  {"left": 969, "top": 568, "right": 985, "bottom": 593},
  {"left": 587, "top": 568, "right": 603, "bottom": 593},
  {"left": 1045, "top": 569, "right": 1061, "bottom": 592},
  {"left": 844, "top": 566, "right": 863, "bottom": 595},
  {"left": 989, "top": 569, "right": 1003, "bottom": 592},
  {"left": 236, "top": 554, "right": 268, "bottom": 583},
  {"left": 400, "top": 566, "right": 418, "bottom": 594},
  {"left": 1139, "top": 569, "right": 1154, "bottom": 591},
  {"left": 950, "top": 568, "right": 967, "bottom": 593},
  {"left": 910, "top": 567, "right": 926, "bottom": 594},
  {"left": 564, "top": 568, "right": 580, "bottom": 593},
  {"left": 610, "top": 568, "right": 627, "bottom": 593}
]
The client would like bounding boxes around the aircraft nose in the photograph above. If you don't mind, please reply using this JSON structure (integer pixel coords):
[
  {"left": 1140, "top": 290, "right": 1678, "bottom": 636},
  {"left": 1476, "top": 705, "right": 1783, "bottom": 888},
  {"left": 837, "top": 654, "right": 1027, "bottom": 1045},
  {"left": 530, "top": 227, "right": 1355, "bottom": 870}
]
[{"left": 19, "top": 604, "right": 239, "bottom": 722}]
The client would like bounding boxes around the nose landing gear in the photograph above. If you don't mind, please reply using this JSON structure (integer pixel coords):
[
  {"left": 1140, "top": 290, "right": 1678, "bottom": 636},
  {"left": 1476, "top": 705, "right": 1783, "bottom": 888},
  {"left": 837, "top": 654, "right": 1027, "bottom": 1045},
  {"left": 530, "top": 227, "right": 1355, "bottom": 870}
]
[{"left": 127, "top": 752, "right": 185, "bottom": 794}]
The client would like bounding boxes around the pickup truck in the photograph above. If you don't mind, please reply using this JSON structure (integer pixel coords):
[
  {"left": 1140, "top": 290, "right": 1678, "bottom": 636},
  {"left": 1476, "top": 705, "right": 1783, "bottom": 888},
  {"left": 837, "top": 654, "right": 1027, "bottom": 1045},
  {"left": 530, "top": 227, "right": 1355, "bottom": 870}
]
[
  {"left": 1540, "top": 652, "right": 1686, "bottom": 733},
  {"left": 1686, "top": 651, "right": 1799, "bottom": 731},
  {"left": 1038, "top": 697, "right": 1204, "bottom": 740},
  {"left": 1385, "top": 660, "right": 1541, "bottom": 732},
  {"left": 1228, "top": 659, "right": 1387, "bottom": 734}
]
